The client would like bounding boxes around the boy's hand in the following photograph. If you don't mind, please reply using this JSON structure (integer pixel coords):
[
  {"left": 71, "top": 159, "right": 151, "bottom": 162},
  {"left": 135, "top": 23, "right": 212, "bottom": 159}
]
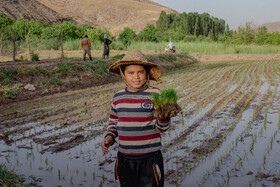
[
  {"left": 158, "top": 110, "right": 179, "bottom": 119},
  {"left": 102, "top": 136, "right": 113, "bottom": 155}
]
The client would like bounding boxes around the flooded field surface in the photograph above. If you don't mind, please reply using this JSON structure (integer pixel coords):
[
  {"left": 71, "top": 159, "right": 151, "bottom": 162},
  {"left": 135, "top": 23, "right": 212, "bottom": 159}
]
[{"left": 1, "top": 60, "right": 280, "bottom": 186}]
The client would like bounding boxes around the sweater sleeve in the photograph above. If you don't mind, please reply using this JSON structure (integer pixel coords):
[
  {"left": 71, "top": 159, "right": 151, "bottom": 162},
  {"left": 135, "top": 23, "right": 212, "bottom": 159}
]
[
  {"left": 105, "top": 102, "right": 118, "bottom": 141},
  {"left": 155, "top": 116, "right": 170, "bottom": 132}
]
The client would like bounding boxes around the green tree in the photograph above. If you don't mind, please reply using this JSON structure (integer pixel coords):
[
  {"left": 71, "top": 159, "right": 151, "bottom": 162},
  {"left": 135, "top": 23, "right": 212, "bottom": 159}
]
[
  {"left": 156, "top": 11, "right": 170, "bottom": 32},
  {"left": 232, "top": 22, "right": 255, "bottom": 44},
  {"left": 254, "top": 26, "right": 270, "bottom": 44},
  {"left": 136, "top": 24, "right": 157, "bottom": 42},
  {"left": 76, "top": 24, "right": 94, "bottom": 38},
  {"left": 118, "top": 27, "right": 136, "bottom": 46},
  {"left": 160, "top": 28, "right": 185, "bottom": 42},
  {"left": 271, "top": 31, "right": 280, "bottom": 45},
  {"left": 55, "top": 21, "right": 78, "bottom": 40},
  {"left": 87, "top": 27, "right": 113, "bottom": 43},
  {"left": 0, "top": 13, "right": 15, "bottom": 39}
]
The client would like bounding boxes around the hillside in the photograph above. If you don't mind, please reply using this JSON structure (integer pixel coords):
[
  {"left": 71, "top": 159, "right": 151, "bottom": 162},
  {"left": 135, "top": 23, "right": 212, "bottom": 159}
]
[
  {"left": 0, "top": 0, "right": 177, "bottom": 35},
  {"left": 0, "top": 0, "right": 71, "bottom": 22},
  {"left": 262, "top": 21, "right": 280, "bottom": 32}
]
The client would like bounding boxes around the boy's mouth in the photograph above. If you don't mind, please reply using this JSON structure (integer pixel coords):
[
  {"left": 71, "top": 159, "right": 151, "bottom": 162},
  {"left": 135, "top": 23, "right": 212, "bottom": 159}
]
[{"left": 132, "top": 81, "right": 141, "bottom": 85}]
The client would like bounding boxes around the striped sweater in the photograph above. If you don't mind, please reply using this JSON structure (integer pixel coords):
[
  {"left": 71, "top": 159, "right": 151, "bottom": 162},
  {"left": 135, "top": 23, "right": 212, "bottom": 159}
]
[{"left": 106, "top": 87, "right": 170, "bottom": 156}]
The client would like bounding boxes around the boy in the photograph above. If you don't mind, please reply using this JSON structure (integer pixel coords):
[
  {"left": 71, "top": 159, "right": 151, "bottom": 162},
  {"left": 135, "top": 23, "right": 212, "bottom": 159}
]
[{"left": 102, "top": 50, "right": 177, "bottom": 187}]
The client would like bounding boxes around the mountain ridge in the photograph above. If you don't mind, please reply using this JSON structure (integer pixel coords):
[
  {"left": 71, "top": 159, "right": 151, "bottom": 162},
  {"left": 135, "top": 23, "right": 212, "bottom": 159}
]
[{"left": 0, "top": 0, "right": 177, "bottom": 35}]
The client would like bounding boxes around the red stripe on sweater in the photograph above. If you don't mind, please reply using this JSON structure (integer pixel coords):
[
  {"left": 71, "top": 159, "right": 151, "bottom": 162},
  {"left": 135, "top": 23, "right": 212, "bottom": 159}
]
[
  {"left": 114, "top": 99, "right": 150, "bottom": 105},
  {"left": 158, "top": 118, "right": 170, "bottom": 123},
  {"left": 119, "top": 133, "right": 160, "bottom": 141},
  {"left": 110, "top": 114, "right": 118, "bottom": 119},
  {"left": 118, "top": 117, "right": 154, "bottom": 122}
]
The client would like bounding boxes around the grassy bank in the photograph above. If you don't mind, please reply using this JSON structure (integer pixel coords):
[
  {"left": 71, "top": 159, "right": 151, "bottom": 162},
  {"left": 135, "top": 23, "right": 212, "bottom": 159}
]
[{"left": 0, "top": 53, "right": 196, "bottom": 103}]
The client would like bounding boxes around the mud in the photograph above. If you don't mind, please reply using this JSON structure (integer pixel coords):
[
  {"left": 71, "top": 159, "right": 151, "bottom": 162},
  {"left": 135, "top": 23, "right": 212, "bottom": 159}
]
[{"left": 0, "top": 59, "right": 280, "bottom": 186}]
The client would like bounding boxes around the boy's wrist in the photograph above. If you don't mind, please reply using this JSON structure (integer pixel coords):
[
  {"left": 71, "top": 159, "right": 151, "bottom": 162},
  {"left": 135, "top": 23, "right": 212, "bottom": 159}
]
[{"left": 157, "top": 115, "right": 170, "bottom": 122}]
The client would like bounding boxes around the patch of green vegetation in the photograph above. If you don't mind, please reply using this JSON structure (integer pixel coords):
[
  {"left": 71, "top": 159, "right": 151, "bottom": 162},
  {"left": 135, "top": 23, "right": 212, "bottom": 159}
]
[
  {"left": 0, "top": 69, "right": 18, "bottom": 85},
  {"left": 179, "top": 52, "right": 197, "bottom": 62},
  {"left": 173, "top": 62, "right": 180, "bottom": 68},
  {"left": 112, "top": 54, "right": 125, "bottom": 59},
  {"left": 49, "top": 76, "right": 62, "bottom": 85},
  {"left": 0, "top": 84, "right": 20, "bottom": 98},
  {"left": 0, "top": 163, "right": 24, "bottom": 187},
  {"left": 94, "top": 60, "right": 111, "bottom": 76},
  {"left": 146, "top": 55, "right": 157, "bottom": 63},
  {"left": 19, "top": 66, "right": 50, "bottom": 77},
  {"left": 31, "top": 53, "right": 40, "bottom": 61}
]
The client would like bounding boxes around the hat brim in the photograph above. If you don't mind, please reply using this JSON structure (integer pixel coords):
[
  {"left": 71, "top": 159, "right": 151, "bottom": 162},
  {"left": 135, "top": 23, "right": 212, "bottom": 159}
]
[{"left": 108, "top": 60, "right": 162, "bottom": 82}]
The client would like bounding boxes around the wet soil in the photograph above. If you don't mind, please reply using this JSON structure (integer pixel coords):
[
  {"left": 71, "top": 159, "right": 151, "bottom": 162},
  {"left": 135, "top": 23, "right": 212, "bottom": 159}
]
[{"left": 0, "top": 59, "right": 280, "bottom": 186}]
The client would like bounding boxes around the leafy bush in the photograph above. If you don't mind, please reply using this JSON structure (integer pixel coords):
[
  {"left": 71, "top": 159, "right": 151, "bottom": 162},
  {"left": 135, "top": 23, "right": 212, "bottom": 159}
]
[
  {"left": 111, "top": 40, "right": 126, "bottom": 50},
  {"left": 136, "top": 24, "right": 158, "bottom": 42},
  {"left": 118, "top": 27, "right": 136, "bottom": 46},
  {"left": 87, "top": 28, "right": 113, "bottom": 43},
  {"left": 31, "top": 53, "right": 39, "bottom": 61}
]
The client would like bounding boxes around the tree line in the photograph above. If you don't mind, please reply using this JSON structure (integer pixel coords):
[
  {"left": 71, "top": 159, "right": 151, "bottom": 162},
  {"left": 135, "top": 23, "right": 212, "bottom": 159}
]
[{"left": 1, "top": 11, "right": 280, "bottom": 46}]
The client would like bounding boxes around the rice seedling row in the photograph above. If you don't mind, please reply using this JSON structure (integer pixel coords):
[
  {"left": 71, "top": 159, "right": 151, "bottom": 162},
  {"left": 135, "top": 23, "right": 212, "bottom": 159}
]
[{"left": 1, "top": 60, "right": 280, "bottom": 186}]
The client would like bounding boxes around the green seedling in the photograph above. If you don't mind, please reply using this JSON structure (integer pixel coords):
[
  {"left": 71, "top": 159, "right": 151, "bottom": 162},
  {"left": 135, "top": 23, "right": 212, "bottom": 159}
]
[
  {"left": 58, "top": 169, "right": 61, "bottom": 180},
  {"left": 152, "top": 88, "right": 182, "bottom": 116}
]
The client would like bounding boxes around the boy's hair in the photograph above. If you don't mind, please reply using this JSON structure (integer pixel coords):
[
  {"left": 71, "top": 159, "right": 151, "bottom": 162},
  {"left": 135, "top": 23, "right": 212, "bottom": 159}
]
[
  {"left": 85, "top": 35, "right": 88, "bottom": 38},
  {"left": 121, "top": 64, "right": 150, "bottom": 75}
]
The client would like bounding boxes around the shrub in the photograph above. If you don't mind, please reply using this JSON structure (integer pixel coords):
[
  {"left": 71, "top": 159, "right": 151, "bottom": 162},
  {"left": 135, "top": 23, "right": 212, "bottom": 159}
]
[
  {"left": 118, "top": 27, "right": 136, "bottom": 46},
  {"left": 31, "top": 53, "right": 39, "bottom": 61}
]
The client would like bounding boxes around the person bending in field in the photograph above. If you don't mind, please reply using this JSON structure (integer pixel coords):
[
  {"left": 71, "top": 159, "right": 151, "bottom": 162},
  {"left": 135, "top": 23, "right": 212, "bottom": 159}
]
[{"left": 101, "top": 50, "right": 178, "bottom": 187}]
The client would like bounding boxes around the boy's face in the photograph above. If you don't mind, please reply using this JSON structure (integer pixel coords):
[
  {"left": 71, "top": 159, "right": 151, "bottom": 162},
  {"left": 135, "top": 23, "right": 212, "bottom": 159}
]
[{"left": 123, "top": 65, "right": 147, "bottom": 91}]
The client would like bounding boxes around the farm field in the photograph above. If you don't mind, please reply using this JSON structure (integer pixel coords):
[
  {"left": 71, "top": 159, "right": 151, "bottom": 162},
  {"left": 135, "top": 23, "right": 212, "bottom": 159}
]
[{"left": 0, "top": 59, "right": 280, "bottom": 186}]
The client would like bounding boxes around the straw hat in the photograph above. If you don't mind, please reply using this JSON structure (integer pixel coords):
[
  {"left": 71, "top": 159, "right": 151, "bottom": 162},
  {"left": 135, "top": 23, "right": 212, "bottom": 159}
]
[{"left": 108, "top": 50, "right": 162, "bottom": 82}]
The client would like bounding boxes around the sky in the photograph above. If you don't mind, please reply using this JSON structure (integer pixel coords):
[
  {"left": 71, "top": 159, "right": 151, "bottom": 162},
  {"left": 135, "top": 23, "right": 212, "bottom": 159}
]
[{"left": 151, "top": 0, "right": 280, "bottom": 30}]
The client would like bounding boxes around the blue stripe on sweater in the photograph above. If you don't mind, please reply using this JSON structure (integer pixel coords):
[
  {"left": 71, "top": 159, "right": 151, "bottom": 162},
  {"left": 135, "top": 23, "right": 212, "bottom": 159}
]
[
  {"left": 114, "top": 91, "right": 151, "bottom": 97},
  {"left": 119, "top": 142, "right": 161, "bottom": 149},
  {"left": 117, "top": 125, "right": 155, "bottom": 131}
]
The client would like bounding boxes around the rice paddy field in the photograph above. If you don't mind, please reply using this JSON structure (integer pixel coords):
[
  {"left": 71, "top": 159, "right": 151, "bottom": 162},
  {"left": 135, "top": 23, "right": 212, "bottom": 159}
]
[{"left": 0, "top": 59, "right": 280, "bottom": 186}]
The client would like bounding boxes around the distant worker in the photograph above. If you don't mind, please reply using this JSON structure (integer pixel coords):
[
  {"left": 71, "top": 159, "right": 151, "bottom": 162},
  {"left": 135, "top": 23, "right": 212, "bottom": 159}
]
[
  {"left": 81, "top": 35, "right": 92, "bottom": 61},
  {"left": 102, "top": 34, "right": 112, "bottom": 59},
  {"left": 165, "top": 41, "right": 176, "bottom": 54},
  {"left": 168, "top": 41, "right": 173, "bottom": 50}
]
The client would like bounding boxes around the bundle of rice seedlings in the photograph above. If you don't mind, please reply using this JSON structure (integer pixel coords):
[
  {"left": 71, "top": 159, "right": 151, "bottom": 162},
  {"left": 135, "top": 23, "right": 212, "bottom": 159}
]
[{"left": 152, "top": 88, "right": 182, "bottom": 116}]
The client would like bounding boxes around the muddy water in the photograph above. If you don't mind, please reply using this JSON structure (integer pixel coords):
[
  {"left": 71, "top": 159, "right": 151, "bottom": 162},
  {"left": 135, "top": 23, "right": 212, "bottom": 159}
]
[{"left": 1, "top": 60, "right": 280, "bottom": 186}]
